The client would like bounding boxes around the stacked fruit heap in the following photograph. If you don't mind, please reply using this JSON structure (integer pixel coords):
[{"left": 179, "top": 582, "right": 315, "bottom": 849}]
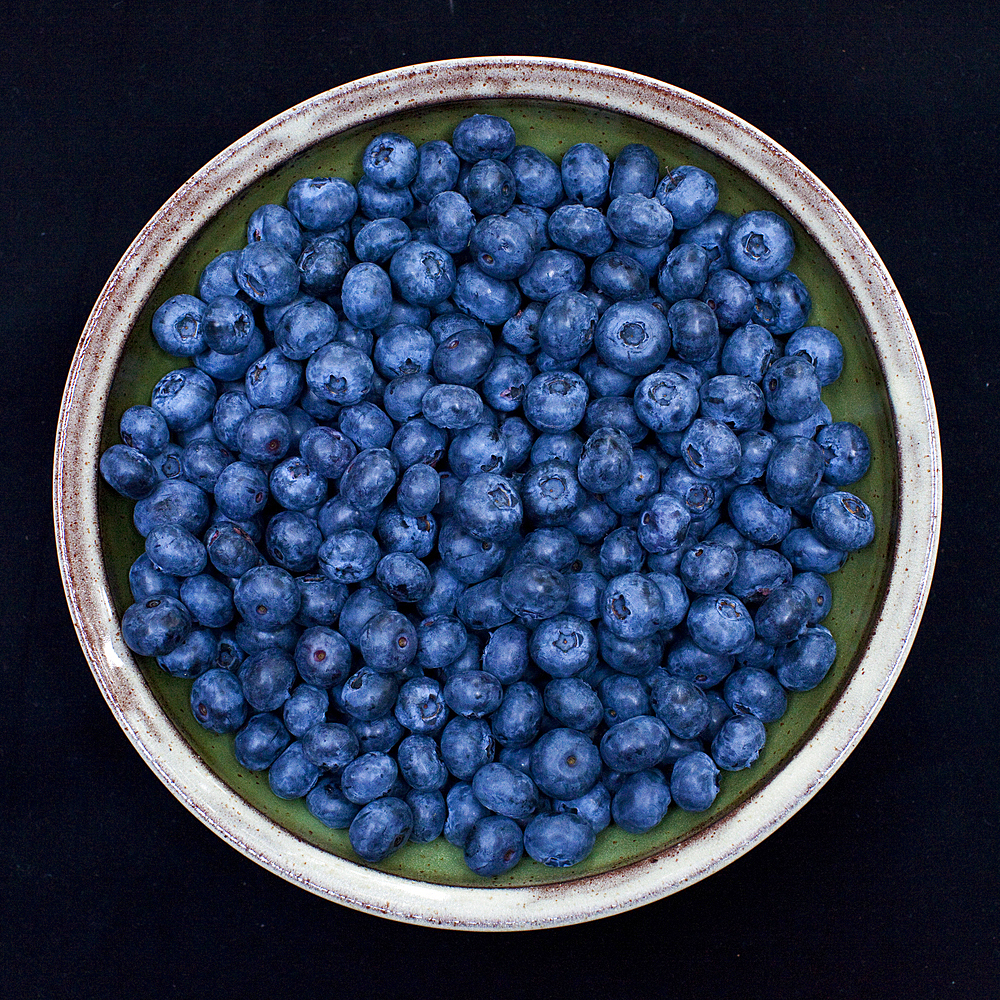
[{"left": 99, "top": 114, "right": 875, "bottom": 876}]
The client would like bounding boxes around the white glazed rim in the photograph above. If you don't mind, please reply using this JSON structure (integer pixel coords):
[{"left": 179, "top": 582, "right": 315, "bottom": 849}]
[{"left": 53, "top": 56, "right": 941, "bottom": 930}]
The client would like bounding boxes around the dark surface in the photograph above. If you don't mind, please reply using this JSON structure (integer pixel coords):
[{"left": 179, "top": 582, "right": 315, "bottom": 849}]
[{"left": 3, "top": 2, "right": 997, "bottom": 997}]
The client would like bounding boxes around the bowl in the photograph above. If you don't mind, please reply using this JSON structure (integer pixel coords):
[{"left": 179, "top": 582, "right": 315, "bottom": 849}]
[{"left": 53, "top": 56, "right": 940, "bottom": 930}]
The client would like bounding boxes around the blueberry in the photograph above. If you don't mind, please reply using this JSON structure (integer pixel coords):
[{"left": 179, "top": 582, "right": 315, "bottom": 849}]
[
  {"left": 198, "top": 250, "right": 242, "bottom": 302},
  {"left": 437, "top": 716, "right": 494, "bottom": 781},
  {"left": 523, "top": 371, "right": 589, "bottom": 433},
  {"left": 655, "top": 165, "right": 719, "bottom": 229},
  {"left": 657, "top": 243, "right": 710, "bottom": 302},
  {"left": 543, "top": 677, "right": 603, "bottom": 731},
  {"left": 297, "top": 235, "right": 351, "bottom": 297},
  {"left": 670, "top": 751, "right": 721, "bottom": 812},
  {"left": 452, "top": 114, "right": 517, "bottom": 163},
  {"left": 204, "top": 520, "right": 263, "bottom": 579},
  {"left": 728, "top": 546, "right": 794, "bottom": 605},
  {"left": 152, "top": 294, "right": 207, "bottom": 357},
  {"left": 299, "top": 425, "right": 356, "bottom": 480},
  {"left": 349, "top": 797, "right": 413, "bottom": 862},
  {"left": 610, "top": 143, "right": 660, "bottom": 199},
  {"left": 356, "top": 174, "right": 415, "bottom": 220},
  {"left": 244, "top": 349, "right": 304, "bottom": 410},
  {"left": 774, "top": 625, "right": 838, "bottom": 691},
  {"left": 234, "top": 561, "right": 300, "bottom": 628},
  {"left": 100, "top": 444, "right": 158, "bottom": 500},
  {"left": 711, "top": 713, "right": 766, "bottom": 770},
  {"left": 491, "top": 680, "right": 545, "bottom": 748},
  {"left": 530, "top": 728, "right": 602, "bottom": 801},
  {"left": 724, "top": 666, "right": 788, "bottom": 723},
  {"left": 529, "top": 614, "right": 598, "bottom": 679},
  {"left": 406, "top": 788, "right": 447, "bottom": 844},
  {"left": 666, "top": 636, "right": 734, "bottom": 689},
  {"left": 128, "top": 553, "right": 181, "bottom": 602},
  {"left": 481, "top": 623, "right": 530, "bottom": 685},
  {"left": 678, "top": 540, "right": 738, "bottom": 594},
  {"left": 349, "top": 713, "right": 405, "bottom": 755},
  {"left": 666, "top": 298, "right": 720, "bottom": 365},
  {"left": 156, "top": 627, "right": 218, "bottom": 679},
  {"left": 780, "top": 527, "right": 847, "bottom": 574},
  {"left": 523, "top": 811, "right": 596, "bottom": 868},
  {"left": 548, "top": 203, "right": 614, "bottom": 258},
  {"left": 307, "top": 778, "right": 360, "bottom": 830},
  {"left": 518, "top": 248, "right": 586, "bottom": 302},
  {"left": 283, "top": 683, "right": 329, "bottom": 737},
  {"left": 752, "top": 270, "right": 812, "bottom": 335},
  {"left": 598, "top": 714, "right": 670, "bottom": 773},
  {"left": 292, "top": 625, "right": 351, "bottom": 688},
  {"left": 728, "top": 483, "right": 793, "bottom": 546},
  {"left": 120, "top": 404, "right": 170, "bottom": 457},
  {"left": 375, "top": 505, "right": 437, "bottom": 558},
  {"left": 686, "top": 593, "right": 755, "bottom": 655},
  {"left": 152, "top": 368, "right": 218, "bottom": 432},
  {"left": 443, "top": 781, "right": 490, "bottom": 848},
  {"left": 287, "top": 176, "right": 358, "bottom": 231},
  {"left": 268, "top": 741, "right": 321, "bottom": 800},
  {"left": 411, "top": 139, "right": 461, "bottom": 202},
  {"left": 720, "top": 321, "right": 781, "bottom": 382},
  {"left": 471, "top": 762, "right": 539, "bottom": 821},
  {"left": 271, "top": 297, "right": 338, "bottom": 361},
  {"left": 599, "top": 673, "right": 650, "bottom": 726},
  {"left": 338, "top": 447, "right": 399, "bottom": 510},
  {"left": 464, "top": 816, "right": 524, "bottom": 876},
  {"left": 499, "top": 562, "right": 569, "bottom": 622},
  {"left": 469, "top": 214, "right": 535, "bottom": 280},
  {"left": 362, "top": 132, "right": 419, "bottom": 190},
  {"left": 520, "top": 459, "right": 582, "bottom": 527},
  {"left": 235, "top": 713, "right": 293, "bottom": 771},
  {"left": 341, "top": 751, "right": 399, "bottom": 805},
  {"left": 678, "top": 210, "right": 735, "bottom": 272},
  {"left": 317, "top": 529, "right": 381, "bottom": 584},
  {"left": 606, "top": 193, "right": 674, "bottom": 248},
  {"left": 121, "top": 595, "right": 192, "bottom": 657},
  {"left": 389, "top": 241, "right": 457, "bottom": 307},
  {"left": 452, "top": 263, "right": 521, "bottom": 326},
  {"left": 465, "top": 158, "right": 517, "bottom": 215},
  {"left": 506, "top": 144, "right": 563, "bottom": 207},
  {"left": 341, "top": 262, "right": 393, "bottom": 329},
  {"left": 238, "top": 648, "right": 296, "bottom": 712},
  {"left": 753, "top": 583, "right": 813, "bottom": 646},
  {"left": 236, "top": 240, "right": 299, "bottom": 306},
  {"left": 726, "top": 210, "right": 795, "bottom": 282},
  {"left": 427, "top": 190, "right": 476, "bottom": 253},
  {"left": 391, "top": 417, "right": 448, "bottom": 468},
  {"left": 765, "top": 436, "right": 826, "bottom": 509},
  {"left": 599, "top": 526, "right": 644, "bottom": 577},
  {"left": 610, "top": 768, "right": 672, "bottom": 834},
  {"left": 649, "top": 674, "right": 711, "bottom": 739},
  {"left": 438, "top": 519, "right": 507, "bottom": 585},
  {"left": 145, "top": 523, "right": 207, "bottom": 578},
  {"left": 595, "top": 299, "right": 672, "bottom": 376},
  {"left": 810, "top": 491, "right": 876, "bottom": 551},
  {"left": 590, "top": 251, "right": 651, "bottom": 302},
  {"left": 195, "top": 329, "right": 267, "bottom": 382}
]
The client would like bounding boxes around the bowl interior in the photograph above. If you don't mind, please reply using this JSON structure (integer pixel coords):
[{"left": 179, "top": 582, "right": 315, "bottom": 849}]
[{"left": 96, "top": 96, "right": 897, "bottom": 889}]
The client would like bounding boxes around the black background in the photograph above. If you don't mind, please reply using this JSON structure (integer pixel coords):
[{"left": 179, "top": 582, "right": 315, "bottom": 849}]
[{"left": 3, "top": 2, "right": 997, "bottom": 997}]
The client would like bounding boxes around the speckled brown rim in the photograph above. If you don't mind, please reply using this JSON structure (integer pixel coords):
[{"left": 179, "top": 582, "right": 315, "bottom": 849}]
[{"left": 53, "top": 57, "right": 940, "bottom": 930}]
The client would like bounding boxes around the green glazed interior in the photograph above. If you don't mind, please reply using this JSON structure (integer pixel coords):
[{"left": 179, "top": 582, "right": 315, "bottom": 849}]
[{"left": 98, "top": 98, "right": 897, "bottom": 888}]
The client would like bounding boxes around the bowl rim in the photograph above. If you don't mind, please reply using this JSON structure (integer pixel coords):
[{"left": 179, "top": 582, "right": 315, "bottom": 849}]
[{"left": 53, "top": 55, "right": 941, "bottom": 930}]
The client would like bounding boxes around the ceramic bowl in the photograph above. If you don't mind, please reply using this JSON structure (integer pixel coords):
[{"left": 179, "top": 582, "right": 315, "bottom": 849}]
[{"left": 53, "top": 57, "right": 940, "bottom": 930}]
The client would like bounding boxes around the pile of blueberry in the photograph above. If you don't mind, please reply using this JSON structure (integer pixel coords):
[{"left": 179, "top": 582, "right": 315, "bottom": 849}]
[{"left": 99, "top": 113, "right": 876, "bottom": 876}]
